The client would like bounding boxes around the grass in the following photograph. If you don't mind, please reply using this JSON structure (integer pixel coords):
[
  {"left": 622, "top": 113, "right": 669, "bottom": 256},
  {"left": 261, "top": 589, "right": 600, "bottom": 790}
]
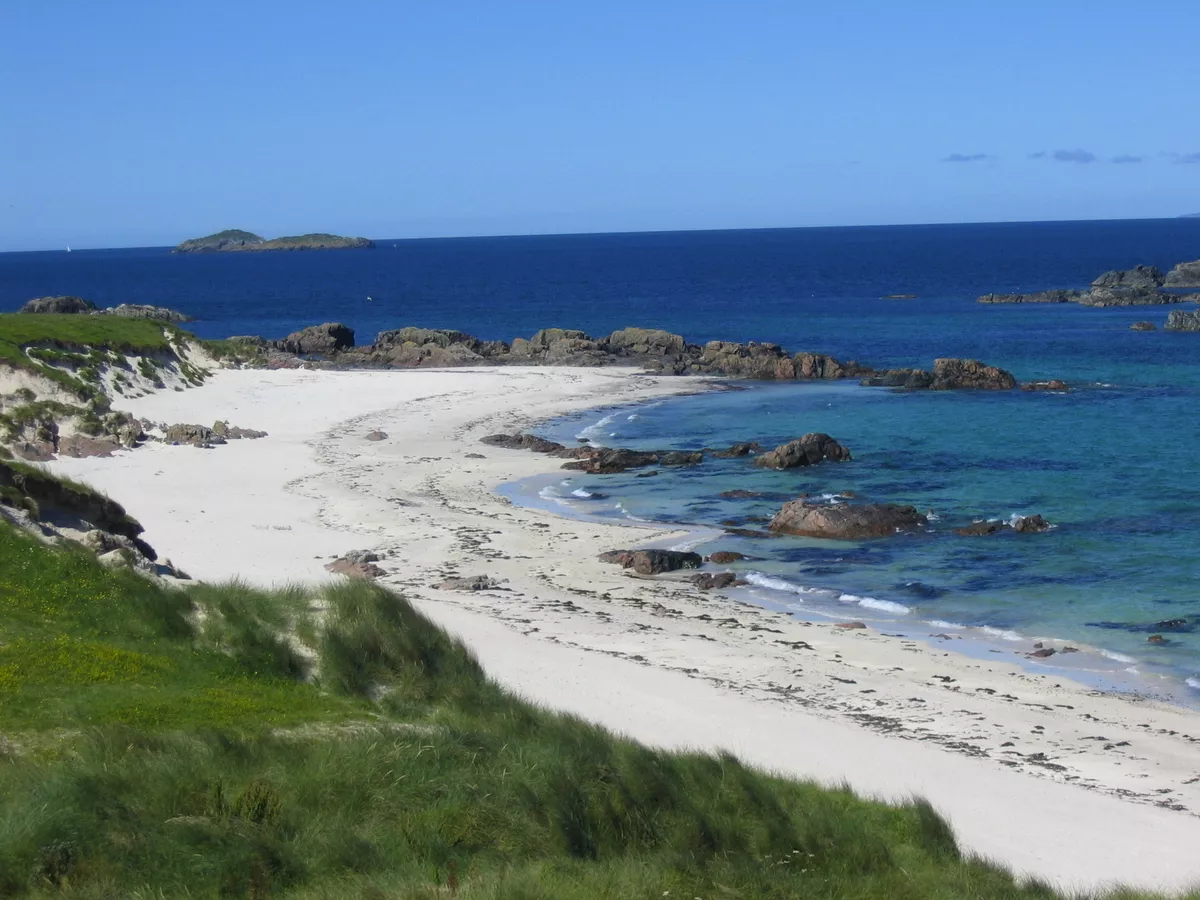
[{"left": 0, "top": 514, "right": 1194, "bottom": 897}]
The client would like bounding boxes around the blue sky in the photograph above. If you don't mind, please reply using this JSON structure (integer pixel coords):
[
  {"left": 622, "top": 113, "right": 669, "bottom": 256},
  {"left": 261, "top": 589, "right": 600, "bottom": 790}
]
[{"left": 1, "top": 0, "right": 1198, "bottom": 250}]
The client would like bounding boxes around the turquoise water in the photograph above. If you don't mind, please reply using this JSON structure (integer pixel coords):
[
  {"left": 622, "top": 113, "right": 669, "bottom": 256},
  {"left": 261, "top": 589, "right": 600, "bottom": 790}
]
[{"left": 519, "top": 365, "right": 1200, "bottom": 698}]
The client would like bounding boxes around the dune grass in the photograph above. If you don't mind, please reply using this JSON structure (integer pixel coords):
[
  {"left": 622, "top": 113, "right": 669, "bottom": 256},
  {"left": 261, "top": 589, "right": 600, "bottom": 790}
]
[{"left": 0, "top": 521, "right": 1193, "bottom": 898}]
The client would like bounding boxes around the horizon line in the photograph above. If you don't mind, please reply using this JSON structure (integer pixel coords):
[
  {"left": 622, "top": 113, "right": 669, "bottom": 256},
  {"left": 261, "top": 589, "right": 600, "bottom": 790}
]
[{"left": 3, "top": 212, "right": 1198, "bottom": 255}]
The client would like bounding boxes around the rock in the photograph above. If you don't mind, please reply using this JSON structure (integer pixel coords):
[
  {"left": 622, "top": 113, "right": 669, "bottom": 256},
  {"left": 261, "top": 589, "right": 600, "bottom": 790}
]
[
  {"left": 860, "top": 368, "right": 935, "bottom": 389},
  {"left": 834, "top": 621, "right": 867, "bottom": 630},
  {"left": 689, "top": 572, "right": 739, "bottom": 590},
  {"left": 340, "top": 550, "right": 380, "bottom": 564},
  {"left": 1021, "top": 380, "right": 1069, "bottom": 392},
  {"left": 929, "top": 358, "right": 1017, "bottom": 390},
  {"left": 1012, "top": 514, "right": 1052, "bottom": 533},
  {"left": 955, "top": 521, "right": 1010, "bottom": 536},
  {"left": 707, "top": 551, "right": 747, "bottom": 564},
  {"left": 163, "top": 423, "right": 225, "bottom": 446},
  {"left": 710, "top": 442, "right": 763, "bottom": 458},
  {"left": 602, "top": 327, "right": 687, "bottom": 357},
  {"left": 275, "top": 322, "right": 355, "bottom": 355},
  {"left": 1165, "top": 310, "right": 1200, "bottom": 332},
  {"left": 1091, "top": 265, "right": 1164, "bottom": 289},
  {"left": 212, "top": 421, "right": 267, "bottom": 439},
  {"left": 365, "top": 430, "right": 388, "bottom": 441},
  {"left": 57, "top": 435, "right": 120, "bottom": 458},
  {"left": 96, "top": 303, "right": 192, "bottom": 322},
  {"left": 1027, "top": 647, "right": 1056, "bottom": 658},
  {"left": 1078, "top": 286, "right": 1183, "bottom": 307},
  {"left": 480, "top": 433, "right": 565, "bottom": 453},
  {"left": 436, "top": 575, "right": 504, "bottom": 591},
  {"left": 754, "top": 433, "right": 851, "bottom": 469},
  {"left": 978, "top": 290, "right": 1081, "bottom": 304},
  {"left": 560, "top": 448, "right": 662, "bottom": 474},
  {"left": 18, "top": 295, "right": 96, "bottom": 314},
  {"left": 464, "top": 452, "right": 485, "bottom": 459},
  {"left": 325, "top": 558, "right": 386, "bottom": 579},
  {"left": 1165, "top": 259, "right": 1200, "bottom": 288},
  {"left": 768, "top": 500, "right": 928, "bottom": 539},
  {"left": 1148, "top": 634, "right": 1167, "bottom": 644},
  {"left": 597, "top": 550, "right": 636, "bottom": 567},
  {"left": 597, "top": 548, "right": 702, "bottom": 574},
  {"left": 660, "top": 450, "right": 704, "bottom": 467},
  {"left": 1130, "top": 321, "right": 1157, "bottom": 331},
  {"left": 719, "top": 490, "right": 768, "bottom": 499}
]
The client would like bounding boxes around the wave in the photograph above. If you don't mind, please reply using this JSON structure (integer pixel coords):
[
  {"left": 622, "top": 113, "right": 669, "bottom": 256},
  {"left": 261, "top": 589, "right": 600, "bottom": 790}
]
[
  {"left": 839, "top": 593, "right": 911, "bottom": 614},
  {"left": 1099, "top": 649, "right": 1136, "bottom": 664},
  {"left": 927, "top": 618, "right": 968, "bottom": 630},
  {"left": 570, "top": 488, "right": 597, "bottom": 499},
  {"left": 614, "top": 501, "right": 650, "bottom": 523},
  {"left": 744, "top": 572, "right": 811, "bottom": 596},
  {"left": 1187, "top": 677, "right": 1200, "bottom": 691},
  {"left": 979, "top": 625, "right": 1024, "bottom": 642},
  {"left": 576, "top": 412, "right": 617, "bottom": 444}
]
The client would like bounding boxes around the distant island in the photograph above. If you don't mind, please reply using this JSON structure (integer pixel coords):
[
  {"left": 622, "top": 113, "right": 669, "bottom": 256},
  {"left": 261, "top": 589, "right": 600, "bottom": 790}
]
[
  {"left": 173, "top": 229, "right": 374, "bottom": 253},
  {"left": 1182, "top": 213, "right": 1200, "bottom": 218}
]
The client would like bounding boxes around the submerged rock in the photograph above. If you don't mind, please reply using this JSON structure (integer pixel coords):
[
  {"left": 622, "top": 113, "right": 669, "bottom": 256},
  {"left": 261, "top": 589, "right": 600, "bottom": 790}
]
[
  {"left": 955, "top": 521, "right": 1010, "bottom": 536},
  {"left": 688, "top": 572, "right": 740, "bottom": 590},
  {"left": 769, "top": 500, "right": 928, "bottom": 539},
  {"left": 1130, "top": 321, "right": 1157, "bottom": 331},
  {"left": 978, "top": 290, "right": 1082, "bottom": 304},
  {"left": 1021, "top": 380, "right": 1069, "bottom": 392},
  {"left": 707, "top": 551, "right": 747, "bottom": 564},
  {"left": 754, "top": 433, "right": 851, "bottom": 469}
]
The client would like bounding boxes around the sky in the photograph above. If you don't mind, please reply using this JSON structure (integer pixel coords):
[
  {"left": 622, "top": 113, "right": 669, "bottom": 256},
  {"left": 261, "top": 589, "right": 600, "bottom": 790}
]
[{"left": 1, "top": 0, "right": 1198, "bottom": 250}]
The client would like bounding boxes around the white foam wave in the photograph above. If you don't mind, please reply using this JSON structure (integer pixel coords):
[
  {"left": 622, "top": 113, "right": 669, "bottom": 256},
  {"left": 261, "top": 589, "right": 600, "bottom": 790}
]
[
  {"left": 1100, "top": 649, "right": 1136, "bottom": 664},
  {"left": 1187, "top": 677, "right": 1200, "bottom": 691},
  {"left": 613, "top": 502, "right": 649, "bottom": 523},
  {"left": 839, "top": 593, "right": 910, "bottom": 614},
  {"left": 570, "top": 488, "right": 595, "bottom": 499},
  {"left": 927, "top": 619, "right": 967, "bottom": 630},
  {"left": 627, "top": 413, "right": 642, "bottom": 420},
  {"left": 744, "top": 572, "right": 809, "bottom": 596},
  {"left": 980, "top": 625, "right": 1024, "bottom": 642},
  {"left": 576, "top": 413, "right": 616, "bottom": 443}
]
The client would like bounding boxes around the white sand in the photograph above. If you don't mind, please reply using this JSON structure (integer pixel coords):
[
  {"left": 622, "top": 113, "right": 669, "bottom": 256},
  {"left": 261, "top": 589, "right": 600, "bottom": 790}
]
[{"left": 51, "top": 367, "right": 1200, "bottom": 895}]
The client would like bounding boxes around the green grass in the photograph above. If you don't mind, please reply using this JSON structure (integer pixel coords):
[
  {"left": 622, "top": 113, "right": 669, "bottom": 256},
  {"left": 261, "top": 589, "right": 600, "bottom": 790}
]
[
  {"left": 0, "top": 313, "right": 185, "bottom": 403},
  {"left": 0, "top": 517, "right": 1193, "bottom": 898}
]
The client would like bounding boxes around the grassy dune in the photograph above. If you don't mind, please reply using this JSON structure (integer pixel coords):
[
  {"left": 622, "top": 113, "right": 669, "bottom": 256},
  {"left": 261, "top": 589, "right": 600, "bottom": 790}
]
[{"left": 0, "top": 515, "right": 1192, "bottom": 897}]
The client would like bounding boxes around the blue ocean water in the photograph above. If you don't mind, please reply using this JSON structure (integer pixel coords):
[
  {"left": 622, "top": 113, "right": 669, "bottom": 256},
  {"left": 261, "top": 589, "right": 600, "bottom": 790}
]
[{"left": 4, "top": 219, "right": 1200, "bottom": 691}]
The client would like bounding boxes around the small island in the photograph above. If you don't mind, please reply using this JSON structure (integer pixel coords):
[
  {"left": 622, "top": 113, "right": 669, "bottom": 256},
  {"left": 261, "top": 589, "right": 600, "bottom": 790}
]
[{"left": 173, "top": 229, "right": 374, "bottom": 253}]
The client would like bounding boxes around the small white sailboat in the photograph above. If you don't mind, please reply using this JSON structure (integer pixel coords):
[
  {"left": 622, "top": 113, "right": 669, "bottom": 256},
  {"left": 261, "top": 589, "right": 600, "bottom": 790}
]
[{"left": 66, "top": 245, "right": 72, "bottom": 253}]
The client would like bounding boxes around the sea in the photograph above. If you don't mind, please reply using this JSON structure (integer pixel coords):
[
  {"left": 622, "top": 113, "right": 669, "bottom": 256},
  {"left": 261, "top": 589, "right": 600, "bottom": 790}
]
[{"left": 4, "top": 218, "right": 1200, "bottom": 699}]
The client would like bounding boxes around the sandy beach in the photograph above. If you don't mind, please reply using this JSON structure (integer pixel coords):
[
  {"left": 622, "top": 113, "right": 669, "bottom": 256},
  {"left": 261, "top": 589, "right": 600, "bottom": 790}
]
[{"left": 50, "top": 366, "right": 1200, "bottom": 895}]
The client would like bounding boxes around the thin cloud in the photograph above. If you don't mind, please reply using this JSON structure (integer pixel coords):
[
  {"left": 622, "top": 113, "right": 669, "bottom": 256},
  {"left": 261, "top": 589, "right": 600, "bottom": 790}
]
[
  {"left": 1170, "top": 152, "right": 1200, "bottom": 165},
  {"left": 1112, "top": 154, "right": 1143, "bottom": 164},
  {"left": 1053, "top": 149, "right": 1097, "bottom": 164},
  {"left": 942, "top": 153, "right": 991, "bottom": 163},
  {"left": 1028, "top": 151, "right": 1047, "bottom": 159}
]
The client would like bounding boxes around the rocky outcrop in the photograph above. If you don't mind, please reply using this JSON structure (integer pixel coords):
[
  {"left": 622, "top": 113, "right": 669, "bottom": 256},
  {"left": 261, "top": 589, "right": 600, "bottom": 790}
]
[
  {"left": 1013, "top": 514, "right": 1052, "bottom": 533},
  {"left": 862, "top": 359, "right": 1016, "bottom": 391},
  {"left": 480, "top": 433, "right": 566, "bottom": 454},
  {"left": 689, "top": 572, "right": 741, "bottom": 590},
  {"left": 1131, "top": 321, "right": 1157, "bottom": 331},
  {"left": 1077, "top": 286, "right": 1186, "bottom": 307},
  {"left": 1021, "top": 380, "right": 1069, "bottom": 392},
  {"left": 1165, "top": 310, "right": 1200, "bottom": 331},
  {"left": 956, "top": 521, "right": 1010, "bottom": 536},
  {"left": 598, "top": 548, "right": 703, "bottom": 575},
  {"left": 325, "top": 550, "right": 386, "bottom": 580},
  {"left": 18, "top": 295, "right": 97, "bottom": 314},
  {"left": 97, "top": 304, "right": 193, "bottom": 323},
  {"left": 437, "top": 575, "right": 505, "bottom": 591},
  {"left": 560, "top": 448, "right": 672, "bottom": 475},
  {"left": 212, "top": 421, "right": 267, "bottom": 440},
  {"left": 707, "top": 551, "right": 747, "bottom": 563},
  {"left": 978, "top": 290, "right": 1081, "bottom": 304},
  {"left": 274, "top": 322, "right": 355, "bottom": 355},
  {"left": 768, "top": 500, "right": 928, "bottom": 539},
  {"left": 1165, "top": 260, "right": 1200, "bottom": 288},
  {"left": 754, "top": 434, "right": 851, "bottom": 469},
  {"left": 1091, "top": 265, "right": 1164, "bottom": 289},
  {"left": 174, "top": 230, "right": 373, "bottom": 252}
]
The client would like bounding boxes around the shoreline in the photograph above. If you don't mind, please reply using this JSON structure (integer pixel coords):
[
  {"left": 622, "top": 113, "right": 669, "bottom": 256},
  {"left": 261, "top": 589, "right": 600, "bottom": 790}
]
[{"left": 47, "top": 366, "right": 1200, "bottom": 894}]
